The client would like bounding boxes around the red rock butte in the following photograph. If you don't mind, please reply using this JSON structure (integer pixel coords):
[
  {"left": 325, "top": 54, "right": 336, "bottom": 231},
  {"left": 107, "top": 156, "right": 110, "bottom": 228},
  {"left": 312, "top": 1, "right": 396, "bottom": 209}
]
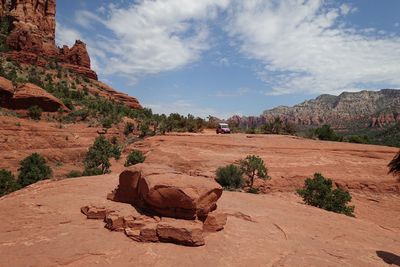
[{"left": 0, "top": 0, "right": 97, "bottom": 79}]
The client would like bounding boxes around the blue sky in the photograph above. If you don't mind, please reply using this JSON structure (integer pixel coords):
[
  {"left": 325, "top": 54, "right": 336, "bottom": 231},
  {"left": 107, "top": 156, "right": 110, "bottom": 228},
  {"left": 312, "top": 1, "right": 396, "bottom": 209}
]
[{"left": 56, "top": 0, "right": 400, "bottom": 118}]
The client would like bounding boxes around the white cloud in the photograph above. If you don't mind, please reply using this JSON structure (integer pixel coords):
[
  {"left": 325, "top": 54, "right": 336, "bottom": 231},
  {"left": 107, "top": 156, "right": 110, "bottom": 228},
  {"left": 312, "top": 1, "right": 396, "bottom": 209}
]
[
  {"left": 225, "top": 0, "right": 400, "bottom": 95},
  {"left": 78, "top": 0, "right": 230, "bottom": 80},
  {"left": 55, "top": 23, "right": 82, "bottom": 47}
]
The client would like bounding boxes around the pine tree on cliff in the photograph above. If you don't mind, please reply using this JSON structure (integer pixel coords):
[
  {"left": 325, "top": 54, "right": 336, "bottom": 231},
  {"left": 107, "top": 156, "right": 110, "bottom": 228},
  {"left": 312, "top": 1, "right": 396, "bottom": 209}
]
[{"left": 388, "top": 150, "right": 400, "bottom": 179}]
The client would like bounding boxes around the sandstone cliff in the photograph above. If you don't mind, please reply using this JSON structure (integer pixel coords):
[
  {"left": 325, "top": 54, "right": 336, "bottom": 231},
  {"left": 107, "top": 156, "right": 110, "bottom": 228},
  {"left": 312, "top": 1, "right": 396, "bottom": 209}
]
[
  {"left": 0, "top": 0, "right": 142, "bottom": 110},
  {"left": 0, "top": 0, "right": 96, "bottom": 78},
  {"left": 231, "top": 89, "right": 400, "bottom": 129}
]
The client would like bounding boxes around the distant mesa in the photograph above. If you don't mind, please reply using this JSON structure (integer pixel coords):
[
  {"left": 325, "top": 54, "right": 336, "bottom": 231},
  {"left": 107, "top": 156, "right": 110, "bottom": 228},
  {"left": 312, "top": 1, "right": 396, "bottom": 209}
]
[{"left": 0, "top": 0, "right": 97, "bottom": 79}]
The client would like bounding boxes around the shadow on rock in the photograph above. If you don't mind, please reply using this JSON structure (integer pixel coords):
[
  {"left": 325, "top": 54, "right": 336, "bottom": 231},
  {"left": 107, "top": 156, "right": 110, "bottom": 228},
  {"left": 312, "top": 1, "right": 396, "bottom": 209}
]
[{"left": 376, "top": 251, "right": 400, "bottom": 266}]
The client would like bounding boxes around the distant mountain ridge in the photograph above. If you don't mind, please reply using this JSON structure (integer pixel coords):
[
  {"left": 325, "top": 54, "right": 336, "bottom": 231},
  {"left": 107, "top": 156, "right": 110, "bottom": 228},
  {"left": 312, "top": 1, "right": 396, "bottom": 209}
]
[
  {"left": 228, "top": 89, "right": 400, "bottom": 129},
  {"left": 262, "top": 89, "right": 400, "bottom": 128}
]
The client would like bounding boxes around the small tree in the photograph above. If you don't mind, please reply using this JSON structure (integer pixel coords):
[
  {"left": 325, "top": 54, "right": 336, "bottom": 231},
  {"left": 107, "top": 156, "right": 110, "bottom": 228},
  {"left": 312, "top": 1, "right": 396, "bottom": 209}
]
[
  {"left": 314, "top": 125, "right": 338, "bottom": 141},
  {"left": 18, "top": 153, "right": 52, "bottom": 187},
  {"left": 124, "top": 150, "right": 146, "bottom": 167},
  {"left": 215, "top": 164, "right": 244, "bottom": 189},
  {"left": 84, "top": 135, "right": 117, "bottom": 174},
  {"left": 28, "top": 105, "right": 43, "bottom": 120},
  {"left": 297, "top": 173, "right": 355, "bottom": 217},
  {"left": 139, "top": 121, "right": 150, "bottom": 138},
  {"left": 388, "top": 150, "right": 400, "bottom": 179},
  {"left": 239, "top": 155, "right": 270, "bottom": 188},
  {"left": 0, "top": 169, "right": 20, "bottom": 196}
]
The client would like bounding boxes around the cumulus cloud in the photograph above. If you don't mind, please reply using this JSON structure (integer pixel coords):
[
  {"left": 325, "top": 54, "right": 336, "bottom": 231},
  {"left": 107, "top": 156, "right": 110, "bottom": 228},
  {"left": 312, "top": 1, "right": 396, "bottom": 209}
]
[
  {"left": 55, "top": 23, "right": 82, "bottom": 47},
  {"left": 225, "top": 0, "right": 400, "bottom": 95},
  {"left": 76, "top": 0, "right": 230, "bottom": 80}
]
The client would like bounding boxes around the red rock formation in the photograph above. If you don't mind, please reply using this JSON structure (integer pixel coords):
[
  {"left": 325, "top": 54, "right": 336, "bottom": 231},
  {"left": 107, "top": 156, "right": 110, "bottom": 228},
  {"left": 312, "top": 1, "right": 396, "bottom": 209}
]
[
  {"left": 12, "top": 83, "right": 68, "bottom": 111},
  {"left": 108, "top": 163, "right": 223, "bottom": 220},
  {"left": 0, "top": 0, "right": 97, "bottom": 79},
  {"left": 0, "top": 77, "right": 68, "bottom": 112}
]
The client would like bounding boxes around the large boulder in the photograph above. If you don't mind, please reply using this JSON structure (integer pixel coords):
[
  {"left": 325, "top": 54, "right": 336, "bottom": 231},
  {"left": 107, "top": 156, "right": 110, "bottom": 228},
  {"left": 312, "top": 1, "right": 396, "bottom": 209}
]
[
  {"left": 108, "top": 164, "right": 223, "bottom": 220},
  {"left": 12, "top": 83, "right": 68, "bottom": 112}
]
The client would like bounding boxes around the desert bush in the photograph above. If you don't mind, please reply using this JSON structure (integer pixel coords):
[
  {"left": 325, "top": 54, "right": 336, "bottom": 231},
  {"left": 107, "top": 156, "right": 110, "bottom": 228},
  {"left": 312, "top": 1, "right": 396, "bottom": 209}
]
[
  {"left": 247, "top": 187, "right": 260, "bottom": 194},
  {"left": 27, "top": 105, "right": 42, "bottom": 120},
  {"left": 314, "top": 125, "right": 338, "bottom": 141},
  {"left": 139, "top": 121, "right": 150, "bottom": 138},
  {"left": 297, "top": 173, "right": 355, "bottom": 216},
  {"left": 18, "top": 153, "right": 52, "bottom": 187},
  {"left": 239, "top": 155, "right": 270, "bottom": 188},
  {"left": 124, "top": 122, "right": 135, "bottom": 136},
  {"left": 84, "top": 135, "right": 120, "bottom": 174},
  {"left": 124, "top": 150, "right": 146, "bottom": 167},
  {"left": 101, "top": 116, "right": 113, "bottom": 129},
  {"left": 346, "top": 135, "right": 370, "bottom": 144},
  {"left": 388, "top": 151, "right": 400, "bottom": 178},
  {"left": 66, "top": 170, "right": 83, "bottom": 178},
  {"left": 0, "top": 169, "right": 20, "bottom": 196},
  {"left": 215, "top": 164, "right": 244, "bottom": 189}
]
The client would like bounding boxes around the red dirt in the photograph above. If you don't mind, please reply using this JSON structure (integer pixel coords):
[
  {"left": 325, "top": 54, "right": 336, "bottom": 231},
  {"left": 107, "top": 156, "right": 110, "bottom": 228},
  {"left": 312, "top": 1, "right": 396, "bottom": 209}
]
[{"left": 0, "top": 121, "right": 399, "bottom": 266}]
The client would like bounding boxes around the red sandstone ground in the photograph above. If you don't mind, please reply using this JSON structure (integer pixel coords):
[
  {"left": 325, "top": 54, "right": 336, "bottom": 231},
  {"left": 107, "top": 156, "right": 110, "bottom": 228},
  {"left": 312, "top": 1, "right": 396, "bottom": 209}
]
[{"left": 0, "top": 121, "right": 399, "bottom": 266}]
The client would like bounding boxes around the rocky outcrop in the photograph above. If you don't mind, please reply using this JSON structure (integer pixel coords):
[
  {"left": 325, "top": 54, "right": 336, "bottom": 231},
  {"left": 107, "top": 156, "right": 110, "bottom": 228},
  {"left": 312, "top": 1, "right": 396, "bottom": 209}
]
[
  {"left": 82, "top": 163, "right": 226, "bottom": 247},
  {"left": 108, "top": 163, "right": 223, "bottom": 220},
  {"left": 58, "top": 41, "right": 97, "bottom": 79},
  {"left": 0, "top": 77, "right": 68, "bottom": 111},
  {"left": 92, "top": 81, "right": 142, "bottom": 109},
  {"left": 12, "top": 83, "right": 68, "bottom": 111},
  {"left": 0, "top": 0, "right": 97, "bottom": 79}
]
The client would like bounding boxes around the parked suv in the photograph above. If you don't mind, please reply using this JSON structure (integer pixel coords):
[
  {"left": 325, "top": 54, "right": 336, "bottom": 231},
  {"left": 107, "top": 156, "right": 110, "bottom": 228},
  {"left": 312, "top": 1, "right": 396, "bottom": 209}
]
[{"left": 216, "top": 123, "right": 231, "bottom": 134}]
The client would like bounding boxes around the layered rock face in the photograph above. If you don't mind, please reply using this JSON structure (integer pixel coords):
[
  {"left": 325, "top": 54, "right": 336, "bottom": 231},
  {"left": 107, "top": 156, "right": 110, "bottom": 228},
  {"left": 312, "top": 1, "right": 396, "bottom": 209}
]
[
  {"left": 0, "top": 76, "right": 68, "bottom": 111},
  {"left": 0, "top": 0, "right": 97, "bottom": 79},
  {"left": 264, "top": 89, "right": 400, "bottom": 128},
  {"left": 230, "top": 89, "right": 400, "bottom": 129},
  {"left": 82, "top": 163, "right": 226, "bottom": 247}
]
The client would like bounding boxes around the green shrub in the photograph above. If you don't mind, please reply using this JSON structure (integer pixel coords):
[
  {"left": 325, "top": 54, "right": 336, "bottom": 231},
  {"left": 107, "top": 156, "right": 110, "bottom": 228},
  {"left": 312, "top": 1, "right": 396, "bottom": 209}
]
[
  {"left": 346, "top": 135, "right": 370, "bottom": 144},
  {"left": 314, "top": 125, "right": 338, "bottom": 141},
  {"left": 18, "top": 153, "right": 52, "bottom": 187},
  {"left": 84, "top": 135, "right": 119, "bottom": 174},
  {"left": 388, "top": 151, "right": 400, "bottom": 178},
  {"left": 247, "top": 187, "right": 260, "bottom": 194},
  {"left": 239, "top": 155, "right": 270, "bottom": 188},
  {"left": 297, "top": 173, "right": 355, "bottom": 217},
  {"left": 82, "top": 167, "right": 103, "bottom": 176},
  {"left": 215, "top": 164, "right": 244, "bottom": 189},
  {"left": 124, "top": 122, "right": 135, "bottom": 136},
  {"left": 101, "top": 116, "right": 113, "bottom": 129},
  {"left": 111, "top": 144, "right": 121, "bottom": 160},
  {"left": 139, "top": 121, "right": 150, "bottom": 138},
  {"left": 27, "top": 105, "right": 42, "bottom": 120},
  {"left": 66, "top": 170, "right": 83, "bottom": 178},
  {"left": 125, "top": 150, "right": 145, "bottom": 167},
  {"left": 0, "top": 169, "right": 20, "bottom": 196}
]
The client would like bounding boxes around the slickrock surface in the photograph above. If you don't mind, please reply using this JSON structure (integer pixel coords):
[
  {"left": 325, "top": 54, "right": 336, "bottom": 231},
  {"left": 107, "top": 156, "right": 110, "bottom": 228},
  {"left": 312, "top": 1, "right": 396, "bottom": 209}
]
[
  {"left": 0, "top": 132, "right": 399, "bottom": 265},
  {"left": 0, "top": 173, "right": 399, "bottom": 266}
]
